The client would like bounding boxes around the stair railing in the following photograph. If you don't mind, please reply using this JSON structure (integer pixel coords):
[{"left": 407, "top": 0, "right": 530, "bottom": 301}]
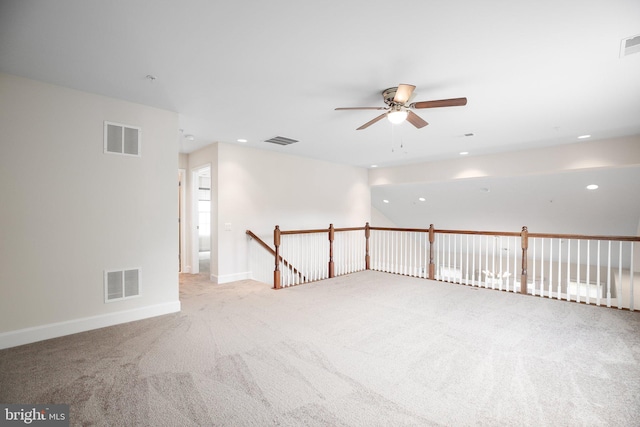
[{"left": 258, "top": 223, "right": 639, "bottom": 311}]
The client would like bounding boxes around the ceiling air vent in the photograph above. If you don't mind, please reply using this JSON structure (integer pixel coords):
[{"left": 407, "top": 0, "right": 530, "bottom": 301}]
[
  {"left": 621, "top": 34, "right": 640, "bottom": 57},
  {"left": 265, "top": 136, "right": 298, "bottom": 146}
]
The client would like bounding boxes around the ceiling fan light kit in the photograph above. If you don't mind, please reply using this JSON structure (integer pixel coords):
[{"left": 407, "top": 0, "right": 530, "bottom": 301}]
[
  {"left": 387, "top": 109, "right": 408, "bottom": 124},
  {"left": 336, "top": 83, "right": 467, "bottom": 130}
]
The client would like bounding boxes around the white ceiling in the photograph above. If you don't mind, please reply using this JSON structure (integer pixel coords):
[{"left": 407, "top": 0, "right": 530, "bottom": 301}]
[
  {"left": 1, "top": 1, "right": 639, "bottom": 235},
  {"left": 1, "top": 0, "right": 639, "bottom": 168}
]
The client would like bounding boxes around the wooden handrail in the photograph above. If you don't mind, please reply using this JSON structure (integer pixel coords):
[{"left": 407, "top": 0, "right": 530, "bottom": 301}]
[
  {"left": 246, "top": 230, "right": 275, "bottom": 255},
  {"left": 260, "top": 223, "right": 639, "bottom": 294},
  {"left": 246, "top": 229, "right": 305, "bottom": 288},
  {"left": 335, "top": 226, "right": 367, "bottom": 232},
  {"left": 280, "top": 228, "right": 329, "bottom": 235},
  {"left": 280, "top": 226, "right": 366, "bottom": 235},
  {"left": 371, "top": 226, "right": 520, "bottom": 237},
  {"left": 527, "top": 232, "right": 640, "bottom": 242},
  {"left": 369, "top": 226, "right": 640, "bottom": 242}
]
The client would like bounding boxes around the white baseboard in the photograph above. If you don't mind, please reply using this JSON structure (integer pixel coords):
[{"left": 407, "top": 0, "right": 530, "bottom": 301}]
[
  {"left": 0, "top": 300, "right": 181, "bottom": 350},
  {"left": 211, "top": 271, "right": 251, "bottom": 284}
]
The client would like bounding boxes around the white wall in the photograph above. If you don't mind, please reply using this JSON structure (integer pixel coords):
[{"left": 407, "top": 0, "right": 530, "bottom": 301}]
[
  {"left": 178, "top": 153, "right": 188, "bottom": 170},
  {"left": 371, "top": 206, "right": 397, "bottom": 227},
  {"left": 0, "top": 74, "right": 180, "bottom": 348},
  {"left": 185, "top": 142, "right": 371, "bottom": 283}
]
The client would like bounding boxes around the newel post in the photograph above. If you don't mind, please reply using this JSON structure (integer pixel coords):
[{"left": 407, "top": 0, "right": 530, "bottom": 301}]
[
  {"left": 520, "top": 226, "right": 528, "bottom": 294},
  {"left": 273, "top": 225, "right": 281, "bottom": 289},
  {"left": 428, "top": 224, "right": 435, "bottom": 280},
  {"left": 328, "top": 224, "right": 335, "bottom": 278},
  {"left": 365, "top": 222, "right": 371, "bottom": 270}
]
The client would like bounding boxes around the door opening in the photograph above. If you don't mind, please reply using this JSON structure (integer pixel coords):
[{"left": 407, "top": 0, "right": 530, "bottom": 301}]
[
  {"left": 178, "top": 169, "right": 186, "bottom": 272},
  {"left": 191, "top": 165, "right": 211, "bottom": 275}
]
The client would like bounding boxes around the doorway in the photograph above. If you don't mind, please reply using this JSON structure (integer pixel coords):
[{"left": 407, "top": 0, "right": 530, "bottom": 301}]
[
  {"left": 178, "top": 169, "right": 186, "bottom": 272},
  {"left": 191, "top": 165, "right": 211, "bottom": 275}
]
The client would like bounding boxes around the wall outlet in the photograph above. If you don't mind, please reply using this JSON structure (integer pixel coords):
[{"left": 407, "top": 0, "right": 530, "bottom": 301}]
[{"left": 224, "top": 223, "right": 232, "bottom": 231}]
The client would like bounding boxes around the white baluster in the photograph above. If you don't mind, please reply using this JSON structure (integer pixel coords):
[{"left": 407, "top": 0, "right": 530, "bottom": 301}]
[
  {"left": 630, "top": 243, "right": 634, "bottom": 311},
  {"left": 548, "top": 238, "right": 553, "bottom": 298},
  {"left": 458, "top": 234, "right": 463, "bottom": 284},
  {"left": 543, "top": 238, "right": 547, "bottom": 297},
  {"left": 507, "top": 235, "right": 512, "bottom": 291},
  {"left": 531, "top": 238, "right": 536, "bottom": 296},
  {"left": 618, "top": 242, "right": 623, "bottom": 309},
  {"left": 557, "top": 239, "right": 562, "bottom": 300},
  {"left": 465, "top": 235, "right": 470, "bottom": 285},
  {"left": 576, "top": 240, "right": 582, "bottom": 303},
  {"left": 484, "top": 236, "right": 489, "bottom": 288},
  {"left": 586, "top": 240, "right": 591, "bottom": 305},
  {"left": 607, "top": 241, "right": 612, "bottom": 307},
  {"left": 596, "top": 240, "right": 601, "bottom": 306},
  {"left": 515, "top": 236, "right": 519, "bottom": 292},
  {"left": 417, "top": 232, "right": 421, "bottom": 277},
  {"left": 491, "top": 236, "right": 499, "bottom": 289},
  {"left": 472, "top": 235, "right": 477, "bottom": 286},
  {"left": 566, "top": 240, "right": 572, "bottom": 301}
]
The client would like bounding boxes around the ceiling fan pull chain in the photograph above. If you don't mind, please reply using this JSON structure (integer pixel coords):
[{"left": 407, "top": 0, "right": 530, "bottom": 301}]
[{"left": 391, "top": 123, "right": 395, "bottom": 152}]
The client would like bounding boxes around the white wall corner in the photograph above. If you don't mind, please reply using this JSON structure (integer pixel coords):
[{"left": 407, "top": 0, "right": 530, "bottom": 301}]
[
  {"left": 0, "top": 301, "right": 181, "bottom": 350},
  {"left": 211, "top": 271, "right": 252, "bottom": 284}
]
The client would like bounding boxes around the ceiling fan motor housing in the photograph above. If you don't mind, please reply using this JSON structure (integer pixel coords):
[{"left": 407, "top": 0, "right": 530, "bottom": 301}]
[{"left": 382, "top": 87, "right": 400, "bottom": 106}]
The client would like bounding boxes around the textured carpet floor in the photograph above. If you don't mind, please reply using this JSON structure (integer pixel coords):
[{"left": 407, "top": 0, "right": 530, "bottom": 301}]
[{"left": 1, "top": 270, "right": 639, "bottom": 426}]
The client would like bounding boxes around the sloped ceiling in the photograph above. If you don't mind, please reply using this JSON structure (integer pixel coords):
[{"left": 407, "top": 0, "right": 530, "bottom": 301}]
[
  {"left": 372, "top": 165, "right": 640, "bottom": 235},
  {"left": 1, "top": 0, "right": 639, "bottom": 234}
]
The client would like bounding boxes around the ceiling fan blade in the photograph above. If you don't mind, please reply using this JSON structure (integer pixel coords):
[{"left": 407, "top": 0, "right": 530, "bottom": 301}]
[
  {"left": 393, "top": 84, "right": 416, "bottom": 104},
  {"left": 411, "top": 97, "right": 468, "bottom": 109},
  {"left": 356, "top": 113, "right": 387, "bottom": 130},
  {"left": 406, "top": 111, "right": 429, "bottom": 129},
  {"left": 335, "top": 107, "right": 386, "bottom": 110}
]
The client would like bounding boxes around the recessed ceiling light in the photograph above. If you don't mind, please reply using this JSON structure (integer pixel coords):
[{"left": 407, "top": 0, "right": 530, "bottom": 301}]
[
  {"left": 578, "top": 134, "right": 591, "bottom": 139},
  {"left": 418, "top": 197, "right": 426, "bottom": 202},
  {"left": 237, "top": 139, "right": 247, "bottom": 143},
  {"left": 370, "top": 164, "right": 378, "bottom": 168},
  {"left": 586, "top": 184, "right": 599, "bottom": 190},
  {"left": 184, "top": 134, "right": 195, "bottom": 141},
  {"left": 459, "top": 151, "right": 469, "bottom": 155},
  {"left": 383, "top": 199, "right": 389, "bottom": 203}
]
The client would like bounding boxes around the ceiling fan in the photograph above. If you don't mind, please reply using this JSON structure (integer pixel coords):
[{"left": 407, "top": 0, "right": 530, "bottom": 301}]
[{"left": 335, "top": 84, "right": 467, "bottom": 130}]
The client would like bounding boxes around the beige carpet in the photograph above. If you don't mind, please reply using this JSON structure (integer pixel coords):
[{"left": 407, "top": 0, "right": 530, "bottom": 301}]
[{"left": 1, "top": 270, "right": 639, "bottom": 426}]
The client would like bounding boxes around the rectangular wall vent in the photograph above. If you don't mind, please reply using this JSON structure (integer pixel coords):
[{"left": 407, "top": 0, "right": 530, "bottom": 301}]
[
  {"left": 621, "top": 34, "right": 640, "bottom": 57},
  {"left": 264, "top": 136, "right": 298, "bottom": 146},
  {"left": 104, "top": 121, "right": 141, "bottom": 156},
  {"left": 104, "top": 268, "right": 141, "bottom": 302}
]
